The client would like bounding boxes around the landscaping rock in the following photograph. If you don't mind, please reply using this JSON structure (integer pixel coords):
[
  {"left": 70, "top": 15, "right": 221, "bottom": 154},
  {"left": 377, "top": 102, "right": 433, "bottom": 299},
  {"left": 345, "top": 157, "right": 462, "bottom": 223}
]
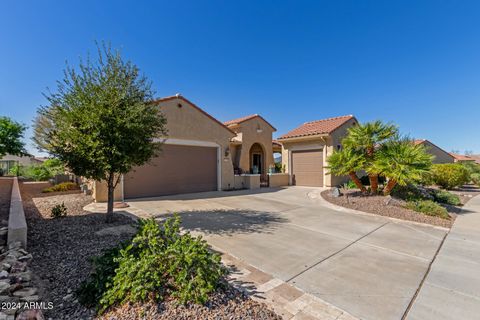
[
  {"left": 20, "top": 295, "right": 39, "bottom": 302},
  {"left": 12, "top": 287, "right": 37, "bottom": 297},
  {"left": 331, "top": 187, "right": 342, "bottom": 198},
  {"left": 0, "top": 271, "right": 8, "bottom": 279},
  {"left": 0, "top": 282, "right": 9, "bottom": 295},
  {"left": 16, "top": 309, "right": 45, "bottom": 320},
  {"left": 8, "top": 242, "right": 21, "bottom": 251}
]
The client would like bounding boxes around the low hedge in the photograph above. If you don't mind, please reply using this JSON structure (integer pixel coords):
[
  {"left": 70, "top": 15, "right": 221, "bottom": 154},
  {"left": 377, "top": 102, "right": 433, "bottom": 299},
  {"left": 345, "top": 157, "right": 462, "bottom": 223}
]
[
  {"left": 406, "top": 200, "right": 450, "bottom": 219},
  {"left": 431, "top": 164, "right": 470, "bottom": 189},
  {"left": 42, "top": 182, "right": 78, "bottom": 193}
]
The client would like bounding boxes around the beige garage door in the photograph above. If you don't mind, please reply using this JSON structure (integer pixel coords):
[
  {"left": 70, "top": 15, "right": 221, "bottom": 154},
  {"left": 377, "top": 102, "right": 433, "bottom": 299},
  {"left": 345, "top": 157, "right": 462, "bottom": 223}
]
[
  {"left": 124, "top": 144, "right": 218, "bottom": 199},
  {"left": 291, "top": 149, "right": 324, "bottom": 187}
]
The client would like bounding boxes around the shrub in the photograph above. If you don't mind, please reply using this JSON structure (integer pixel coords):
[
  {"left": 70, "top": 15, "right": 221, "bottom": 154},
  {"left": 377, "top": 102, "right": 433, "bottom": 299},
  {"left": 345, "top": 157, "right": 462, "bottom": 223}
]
[
  {"left": 51, "top": 202, "right": 67, "bottom": 218},
  {"left": 431, "top": 164, "right": 470, "bottom": 189},
  {"left": 431, "top": 189, "right": 461, "bottom": 206},
  {"left": 462, "top": 162, "right": 480, "bottom": 176},
  {"left": 78, "top": 216, "right": 226, "bottom": 314},
  {"left": 42, "top": 182, "right": 78, "bottom": 193},
  {"left": 406, "top": 200, "right": 449, "bottom": 219},
  {"left": 342, "top": 180, "right": 358, "bottom": 189},
  {"left": 391, "top": 184, "right": 433, "bottom": 201},
  {"left": 471, "top": 173, "right": 480, "bottom": 186}
]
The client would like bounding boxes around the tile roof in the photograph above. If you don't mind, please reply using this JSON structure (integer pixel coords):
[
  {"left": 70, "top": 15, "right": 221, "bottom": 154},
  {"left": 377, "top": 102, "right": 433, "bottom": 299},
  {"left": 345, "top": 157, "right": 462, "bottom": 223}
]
[
  {"left": 413, "top": 139, "right": 427, "bottom": 145},
  {"left": 278, "top": 115, "right": 355, "bottom": 140},
  {"left": 468, "top": 154, "right": 480, "bottom": 164},
  {"left": 224, "top": 114, "right": 276, "bottom": 131},
  {"left": 449, "top": 153, "right": 476, "bottom": 161},
  {"left": 152, "top": 95, "right": 236, "bottom": 135}
]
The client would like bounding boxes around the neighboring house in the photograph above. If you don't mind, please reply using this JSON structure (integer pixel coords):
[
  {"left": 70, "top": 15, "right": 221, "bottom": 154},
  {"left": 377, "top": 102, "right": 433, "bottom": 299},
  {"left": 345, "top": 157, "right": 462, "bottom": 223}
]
[
  {"left": 0, "top": 154, "right": 43, "bottom": 175},
  {"left": 468, "top": 154, "right": 480, "bottom": 165},
  {"left": 277, "top": 115, "right": 357, "bottom": 187},
  {"left": 449, "top": 153, "right": 477, "bottom": 163},
  {"left": 413, "top": 139, "right": 454, "bottom": 164},
  {"left": 223, "top": 114, "right": 277, "bottom": 184}
]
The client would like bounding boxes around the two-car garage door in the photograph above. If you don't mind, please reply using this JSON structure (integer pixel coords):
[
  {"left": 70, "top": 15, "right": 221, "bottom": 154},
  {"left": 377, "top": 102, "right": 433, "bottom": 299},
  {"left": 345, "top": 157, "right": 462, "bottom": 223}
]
[
  {"left": 124, "top": 144, "right": 218, "bottom": 199},
  {"left": 291, "top": 149, "right": 324, "bottom": 187}
]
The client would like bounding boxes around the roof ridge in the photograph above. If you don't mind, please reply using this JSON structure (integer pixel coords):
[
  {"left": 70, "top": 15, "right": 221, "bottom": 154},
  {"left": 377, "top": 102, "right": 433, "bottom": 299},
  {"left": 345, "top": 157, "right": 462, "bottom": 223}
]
[{"left": 304, "top": 114, "right": 353, "bottom": 125}]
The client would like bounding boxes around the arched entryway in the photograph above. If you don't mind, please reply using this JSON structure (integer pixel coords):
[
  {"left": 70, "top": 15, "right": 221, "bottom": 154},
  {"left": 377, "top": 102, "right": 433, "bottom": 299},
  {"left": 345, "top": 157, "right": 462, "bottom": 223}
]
[{"left": 249, "top": 143, "right": 265, "bottom": 175}]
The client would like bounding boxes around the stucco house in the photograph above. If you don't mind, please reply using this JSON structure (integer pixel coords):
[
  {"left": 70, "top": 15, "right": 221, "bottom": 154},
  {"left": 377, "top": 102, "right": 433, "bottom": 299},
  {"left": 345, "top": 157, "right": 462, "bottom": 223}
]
[
  {"left": 0, "top": 154, "right": 44, "bottom": 175},
  {"left": 277, "top": 115, "right": 358, "bottom": 187},
  {"left": 93, "top": 95, "right": 288, "bottom": 202},
  {"left": 413, "top": 140, "right": 454, "bottom": 164}
]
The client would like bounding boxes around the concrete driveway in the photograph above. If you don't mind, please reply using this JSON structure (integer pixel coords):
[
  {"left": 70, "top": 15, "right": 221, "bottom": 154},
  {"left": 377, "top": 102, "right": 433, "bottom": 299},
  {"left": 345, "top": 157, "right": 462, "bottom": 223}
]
[{"left": 127, "top": 187, "right": 447, "bottom": 320}]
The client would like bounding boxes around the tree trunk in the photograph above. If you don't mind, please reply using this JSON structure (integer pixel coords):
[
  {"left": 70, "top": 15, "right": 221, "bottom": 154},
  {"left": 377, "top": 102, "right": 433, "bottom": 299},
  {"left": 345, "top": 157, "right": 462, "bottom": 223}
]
[
  {"left": 106, "top": 173, "right": 115, "bottom": 223},
  {"left": 383, "top": 179, "right": 397, "bottom": 195},
  {"left": 369, "top": 174, "right": 379, "bottom": 194},
  {"left": 349, "top": 172, "right": 367, "bottom": 193}
]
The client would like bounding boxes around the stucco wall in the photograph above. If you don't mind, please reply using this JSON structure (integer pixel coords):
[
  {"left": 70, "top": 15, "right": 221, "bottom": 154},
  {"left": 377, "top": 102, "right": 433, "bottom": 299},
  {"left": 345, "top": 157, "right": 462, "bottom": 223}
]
[
  {"left": 421, "top": 141, "right": 455, "bottom": 164},
  {"left": 230, "top": 117, "right": 275, "bottom": 174},
  {"left": 268, "top": 173, "right": 289, "bottom": 187}
]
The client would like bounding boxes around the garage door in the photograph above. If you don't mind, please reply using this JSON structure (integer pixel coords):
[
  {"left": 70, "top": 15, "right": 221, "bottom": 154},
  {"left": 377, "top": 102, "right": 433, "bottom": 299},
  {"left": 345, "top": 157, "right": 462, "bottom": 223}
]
[
  {"left": 291, "top": 149, "right": 324, "bottom": 187},
  {"left": 124, "top": 144, "right": 218, "bottom": 199}
]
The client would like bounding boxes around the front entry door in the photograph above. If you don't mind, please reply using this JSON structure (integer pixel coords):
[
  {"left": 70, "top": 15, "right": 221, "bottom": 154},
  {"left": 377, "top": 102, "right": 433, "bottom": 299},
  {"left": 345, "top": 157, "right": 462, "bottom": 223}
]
[{"left": 252, "top": 153, "right": 262, "bottom": 174}]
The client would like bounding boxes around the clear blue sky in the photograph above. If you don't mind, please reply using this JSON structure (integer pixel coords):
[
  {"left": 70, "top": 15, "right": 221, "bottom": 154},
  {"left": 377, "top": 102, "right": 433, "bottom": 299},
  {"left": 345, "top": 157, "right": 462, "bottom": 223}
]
[{"left": 1, "top": 0, "right": 479, "bottom": 155}]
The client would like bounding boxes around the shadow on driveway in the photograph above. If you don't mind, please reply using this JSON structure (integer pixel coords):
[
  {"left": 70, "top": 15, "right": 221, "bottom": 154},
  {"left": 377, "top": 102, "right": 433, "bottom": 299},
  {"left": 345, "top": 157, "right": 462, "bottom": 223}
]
[{"left": 157, "top": 209, "right": 289, "bottom": 236}]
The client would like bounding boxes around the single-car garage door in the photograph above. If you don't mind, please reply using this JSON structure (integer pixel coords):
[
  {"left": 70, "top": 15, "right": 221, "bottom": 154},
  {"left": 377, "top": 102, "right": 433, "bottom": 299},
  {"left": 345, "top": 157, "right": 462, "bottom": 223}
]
[
  {"left": 291, "top": 149, "right": 324, "bottom": 187},
  {"left": 124, "top": 144, "right": 218, "bottom": 199}
]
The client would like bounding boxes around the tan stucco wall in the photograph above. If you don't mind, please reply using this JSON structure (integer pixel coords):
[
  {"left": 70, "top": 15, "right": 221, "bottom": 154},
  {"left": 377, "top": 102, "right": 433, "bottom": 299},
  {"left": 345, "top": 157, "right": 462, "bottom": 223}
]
[
  {"left": 93, "top": 178, "right": 124, "bottom": 202},
  {"left": 229, "top": 117, "right": 275, "bottom": 174},
  {"left": 421, "top": 141, "right": 455, "bottom": 164},
  {"left": 93, "top": 97, "right": 236, "bottom": 201},
  {"left": 279, "top": 118, "right": 357, "bottom": 187},
  {"left": 268, "top": 173, "right": 289, "bottom": 187}
]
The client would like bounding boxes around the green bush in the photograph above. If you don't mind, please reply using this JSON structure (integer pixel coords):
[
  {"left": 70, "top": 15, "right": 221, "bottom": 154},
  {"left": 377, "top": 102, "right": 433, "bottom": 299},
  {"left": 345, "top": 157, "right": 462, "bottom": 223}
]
[
  {"left": 78, "top": 216, "right": 226, "bottom": 314},
  {"left": 391, "top": 184, "right": 432, "bottom": 201},
  {"left": 431, "top": 189, "right": 461, "bottom": 206},
  {"left": 342, "top": 180, "right": 358, "bottom": 189},
  {"left": 51, "top": 202, "right": 67, "bottom": 218},
  {"left": 471, "top": 173, "right": 480, "bottom": 186},
  {"left": 462, "top": 162, "right": 480, "bottom": 176},
  {"left": 406, "top": 200, "right": 449, "bottom": 219},
  {"left": 431, "top": 164, "right": 470, "bottom": 189},
  {"left": 42, "top": 182, "right": 78, "bottom": 193}
]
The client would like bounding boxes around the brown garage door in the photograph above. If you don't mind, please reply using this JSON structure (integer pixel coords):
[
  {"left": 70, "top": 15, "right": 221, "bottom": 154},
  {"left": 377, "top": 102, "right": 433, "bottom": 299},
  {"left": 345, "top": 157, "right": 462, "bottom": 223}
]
[
  {"left": 291, "top": 149, "right": 324, "bottom": 187},
  {"left": 124, "top": 144, "right": 217, "bottom": 199}
]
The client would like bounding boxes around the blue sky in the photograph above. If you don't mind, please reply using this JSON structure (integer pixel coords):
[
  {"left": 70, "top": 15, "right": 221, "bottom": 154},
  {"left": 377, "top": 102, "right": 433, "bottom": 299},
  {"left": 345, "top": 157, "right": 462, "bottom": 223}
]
[{"left": 1, "top": 0, "right": 479, "bottom": 155}]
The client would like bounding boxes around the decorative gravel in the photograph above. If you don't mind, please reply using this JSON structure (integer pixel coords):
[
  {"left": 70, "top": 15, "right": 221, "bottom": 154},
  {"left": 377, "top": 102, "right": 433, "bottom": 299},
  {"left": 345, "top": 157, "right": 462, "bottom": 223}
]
[
  {"left": 0, "top": 178, "right": 13, "bottom": 226},
  {"left": 20, "top": 181, "right": 279, "bottom": 320},
  {"left": 99, "top": 285, "right": 281, "bottom": 320},
  {"left": 321, "top": 189, "right": 455, "bottom": 228}
]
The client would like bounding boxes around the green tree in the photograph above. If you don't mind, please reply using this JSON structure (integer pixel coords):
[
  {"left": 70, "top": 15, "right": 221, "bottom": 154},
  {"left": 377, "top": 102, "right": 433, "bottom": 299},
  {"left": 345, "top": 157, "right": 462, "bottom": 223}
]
[
  {"left": 327, "top": 147, "right": 367, "bottom": 193},
  {"left": 373, "top": 138, "right": 433, "bottom": 195},
  {"left": 343, "top": 120, "right": 398, "bottom": 193},
  {"left": 0, "top": 116, "right": 27, "bottom": 157},
  {"left": 34, "top": 44, "right": 167, "bottom": 221}
]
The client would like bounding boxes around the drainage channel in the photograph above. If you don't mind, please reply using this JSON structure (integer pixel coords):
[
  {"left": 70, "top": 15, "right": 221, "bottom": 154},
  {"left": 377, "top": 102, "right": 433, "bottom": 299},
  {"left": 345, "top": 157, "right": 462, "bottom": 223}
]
[
  {"left": 286, "top": 221, "right": 390, "bottom": 283},
  {"left": 400, "top": 229, "right": 450, "bottom": 320}
]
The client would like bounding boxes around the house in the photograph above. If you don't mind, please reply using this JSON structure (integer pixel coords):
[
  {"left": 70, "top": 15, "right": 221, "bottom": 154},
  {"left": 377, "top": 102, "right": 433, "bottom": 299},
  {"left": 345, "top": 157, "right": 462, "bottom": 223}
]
[
  {"left": 449, "top": 153, "right": 476, "bottom": 163},
  {"left": 277, "top": 115, "right": 358, "bottom": 187},
  {"left": 413, "top": 140, "right": 454, "bottom": 164},
  {"left": 93, "top": 95, "right": 288, "bottom": 202},
  {"left": 0, "top": 154, "right": 43, "bottom": 175}
]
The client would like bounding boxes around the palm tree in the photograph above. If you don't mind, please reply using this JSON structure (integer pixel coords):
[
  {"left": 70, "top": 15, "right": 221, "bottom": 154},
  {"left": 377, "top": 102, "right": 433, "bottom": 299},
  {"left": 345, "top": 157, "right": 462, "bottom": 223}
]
[
  {"left": 373, "top": 138, "right": 433, "bottom": 195},
  {"left": 327, "top": 147, "right": 367, "bottom": 193},
  {"left": 343, "top": 120, "right": 398, "bottom": 193}
]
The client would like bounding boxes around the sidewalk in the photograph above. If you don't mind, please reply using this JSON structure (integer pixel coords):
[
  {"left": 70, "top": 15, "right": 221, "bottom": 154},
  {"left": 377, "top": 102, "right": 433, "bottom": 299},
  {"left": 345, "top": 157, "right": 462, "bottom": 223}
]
[{"left": 407, "top": 194, "right": 480, "bottom": 319}]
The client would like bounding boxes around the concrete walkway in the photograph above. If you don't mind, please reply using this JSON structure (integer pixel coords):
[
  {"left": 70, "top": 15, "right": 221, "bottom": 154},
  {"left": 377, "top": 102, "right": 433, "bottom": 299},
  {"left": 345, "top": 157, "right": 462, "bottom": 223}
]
[
  {"left": 407, "top": 194, "right": 480, "bottom": 320},
  {"left": 117, "top": 187, "right": 449, "bottom": 320}
]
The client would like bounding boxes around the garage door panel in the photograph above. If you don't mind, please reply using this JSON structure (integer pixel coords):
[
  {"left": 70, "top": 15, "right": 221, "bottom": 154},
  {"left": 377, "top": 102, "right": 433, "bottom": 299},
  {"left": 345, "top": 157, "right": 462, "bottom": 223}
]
[
  {"left": 292, "top": 149, "right": 323, "bottom": 187},
  {"left": 124, "top": 144, "right": 217, "bottom": 198}
]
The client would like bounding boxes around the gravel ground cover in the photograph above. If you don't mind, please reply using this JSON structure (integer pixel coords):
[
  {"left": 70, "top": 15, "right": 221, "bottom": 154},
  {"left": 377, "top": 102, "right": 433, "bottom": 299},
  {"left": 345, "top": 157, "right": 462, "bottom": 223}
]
[
  {"left": 0, "top": 177, "right": 13, "bottom": 226},
  {"left": 321, "top": 189, "right": 456, "bottom": 228},
  {"left": 20, "top": 181, "right": 279, "bottom": 320}
]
